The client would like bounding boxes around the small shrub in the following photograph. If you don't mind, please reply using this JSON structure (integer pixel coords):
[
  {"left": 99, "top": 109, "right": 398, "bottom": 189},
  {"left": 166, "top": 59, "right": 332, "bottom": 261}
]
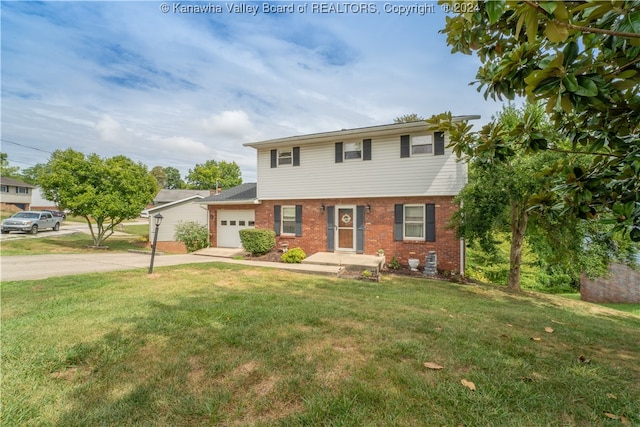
[
  {"left": 388, "top": 256, "right": 401, "bottom": 270},
  {"left": 281, "top": 247, "right": 306, "bottom": 263},
  {"left": 362, "top": 269, "right": 372, "bottom": 278},
  {"left": 239, "top": 229, "right": 276, "bottom": 256},
  {"left": 174, "top": 221, "right": 209, "bottom": 252}
]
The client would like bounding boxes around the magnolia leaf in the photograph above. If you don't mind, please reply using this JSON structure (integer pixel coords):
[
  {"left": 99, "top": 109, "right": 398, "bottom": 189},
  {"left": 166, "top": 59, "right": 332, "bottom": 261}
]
[
  {"left": 461, "top": 379, "right": 476, "bottom": 391},
  {"left": 578, "top": 355, "right": 591, "bottom": 364},
  {"left": 531, "top": 337, "right": 542, "bottom": 341},
  {"left": 486, "top": 0, "right": 506, "bottom": 24},
  {"left": 545, "top": 327, "right": 554, "bottom": 333},
  {"left": 604, "top": 412, "right": 619, "bottom": 420},
  {"left": 545, "top": 21, "right": 569, "bottom": 43},
  {"left": 621, "top": 415, "right": 630, "bottom": 425},
  {"left": 423, "top": 362, "right": 444, "bottom": 370},
  {"left": 525, "top": 8, "right": 538, "bottom": 44}
]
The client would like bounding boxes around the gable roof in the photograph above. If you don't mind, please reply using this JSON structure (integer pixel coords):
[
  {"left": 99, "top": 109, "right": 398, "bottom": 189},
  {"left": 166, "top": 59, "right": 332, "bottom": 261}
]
[
  {"left": 243, "top": 117, "right": 480, "bottom": 149},
  {"left": 200, "top": 183, "right": 258, "bottom": 205},
  {"left": 154, "top": 189, "right": 210, "bottom": 204},
  {"left": 147, "top": 195, "right": 205, "bottom": 213},
  {"left": 0, "top": 177, "right": 35, "bottom": 188}
]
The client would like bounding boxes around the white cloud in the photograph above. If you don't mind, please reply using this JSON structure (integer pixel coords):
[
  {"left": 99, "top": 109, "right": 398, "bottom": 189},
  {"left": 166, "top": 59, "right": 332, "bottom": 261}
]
[{"left": 201, "top": 110, "right": 257, "bottom": 140}]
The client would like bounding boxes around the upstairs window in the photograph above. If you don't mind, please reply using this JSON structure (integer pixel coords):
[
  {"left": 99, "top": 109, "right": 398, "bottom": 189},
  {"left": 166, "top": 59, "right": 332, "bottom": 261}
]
[
  {"left": 411, "top": 135, "right": 433, "bottom": 155},
  {"left": 344, "top": 142, "right": 362, "bottom": 160},
  {"left": 16, "top": 187, "right": 29, "bottom": 194},
  {"left": 271, "top": 147, "right": 300, "bottom": 168},
  {"left": 278, "top": 149, "right": 292, "bottom": 166},
  {"left": 335, "top": 139, "right": 371, "bottom": 163},
  {"left": 1, "top": 185, "right": 8, "bottom": 193}
]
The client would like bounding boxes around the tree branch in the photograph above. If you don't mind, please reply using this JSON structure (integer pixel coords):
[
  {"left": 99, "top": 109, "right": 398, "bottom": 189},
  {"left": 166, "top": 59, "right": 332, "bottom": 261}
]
[{"left": 522, "top": 0, "right": 640, "bottom": 39}]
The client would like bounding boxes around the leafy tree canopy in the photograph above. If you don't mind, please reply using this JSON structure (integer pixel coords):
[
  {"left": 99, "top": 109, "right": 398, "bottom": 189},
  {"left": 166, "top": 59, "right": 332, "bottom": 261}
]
[
  {"left": 38, "top": 149, "right": 158, "bottom": 246},
  {"left": 440, "top": 0, "right": 640, "bottom": 240},
  {"left": 186, "top": 160, "right": 242, "bottom": 190},
  {"left": 164, "top": 166, "right": 186, "bottom": 189},
  {"left": 0, "top": 153, "right": 21, "bottom": 179}
]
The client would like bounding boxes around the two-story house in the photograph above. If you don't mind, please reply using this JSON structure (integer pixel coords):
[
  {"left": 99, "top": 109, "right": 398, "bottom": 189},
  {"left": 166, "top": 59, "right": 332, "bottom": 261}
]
[
  {"left": 0, "top": 177, "right": 35, "bottom": 211},
  {"left": 202, "top": 118, "right": 477, "bottom": 273}
]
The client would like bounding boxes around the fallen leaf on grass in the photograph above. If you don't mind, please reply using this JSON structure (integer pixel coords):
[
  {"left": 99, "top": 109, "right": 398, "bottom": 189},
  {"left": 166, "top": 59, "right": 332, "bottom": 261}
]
[
  {"left": 551, "top": 319, "right": 566, "bottom": 325},
  {"left": 606, "top": 393, "right": 617, "bottom": 399},
  {"left": 423, "top": 362, "right": 444, "bottom": 370},
  {"left": 604, "top": 412, "right": 619, "bottom": 420},
  {"left": 578, "top": 355, "right": 591, "bottom": 364},
  {"left": 621, "top": 415, "right": 630, "bottom": 425},
  {"left": 545, "top": 327, "right": 554, "bottom": 333},
  {"left": 530, "top": 337, "right": 542, "bottom": 341},
  {"left": 461, "top": 379, "right": 476, "bottom": 391}
]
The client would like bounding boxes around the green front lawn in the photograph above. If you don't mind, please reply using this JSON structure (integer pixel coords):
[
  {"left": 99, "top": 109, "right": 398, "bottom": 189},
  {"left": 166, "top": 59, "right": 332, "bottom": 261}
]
[
  {"left": 2, "top": 264, "right": 639, "bottom": 426},
  {"left": 0, "top": 233, "right": 149, "bottom": 255}
]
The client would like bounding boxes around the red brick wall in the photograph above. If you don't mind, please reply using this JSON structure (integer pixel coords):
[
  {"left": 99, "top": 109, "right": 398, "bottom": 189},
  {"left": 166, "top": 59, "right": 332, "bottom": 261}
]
[
  {"left": 255, "top": 196, "right": 462, "bottom": 273},
  {"left": 580, "top": 264, "right": 640, "bottom": 303}
]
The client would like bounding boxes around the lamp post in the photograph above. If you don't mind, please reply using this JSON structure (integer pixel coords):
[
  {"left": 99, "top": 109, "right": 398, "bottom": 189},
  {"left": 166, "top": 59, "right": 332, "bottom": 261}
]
[{"left": 148, "top": 213, "right": 163, "bottom": 274}]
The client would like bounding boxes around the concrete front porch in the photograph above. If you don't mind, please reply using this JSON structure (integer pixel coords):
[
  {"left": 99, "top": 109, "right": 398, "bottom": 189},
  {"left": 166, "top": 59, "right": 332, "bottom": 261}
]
[{"left": 302, "top": 252, "right": 385, "bottom": 274}]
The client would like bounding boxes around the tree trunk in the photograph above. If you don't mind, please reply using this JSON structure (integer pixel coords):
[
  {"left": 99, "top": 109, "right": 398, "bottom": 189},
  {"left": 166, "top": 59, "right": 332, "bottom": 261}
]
[{"left": 508, "top": 200, "right": 529, "bottom": 292}]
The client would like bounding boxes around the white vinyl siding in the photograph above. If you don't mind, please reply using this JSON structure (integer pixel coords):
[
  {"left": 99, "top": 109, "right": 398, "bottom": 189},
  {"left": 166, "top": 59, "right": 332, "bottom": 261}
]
[
  {"left": 147, "top": 200, "right": 208, "bottom": 242},
  {"left": 255, "top": 133, "right": 466, "bottom": 200}
]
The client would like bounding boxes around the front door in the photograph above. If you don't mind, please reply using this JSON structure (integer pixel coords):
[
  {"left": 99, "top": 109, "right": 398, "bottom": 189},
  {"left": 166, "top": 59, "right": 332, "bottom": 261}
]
[{"left": 336, "top": 206, "right": 356, "bottom": 251}]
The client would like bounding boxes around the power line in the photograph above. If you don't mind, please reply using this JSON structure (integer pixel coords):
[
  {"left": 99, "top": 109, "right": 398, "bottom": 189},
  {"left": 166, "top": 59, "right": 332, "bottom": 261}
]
[{"left": 1, "top": 138, "right": 53, "bottom": 154}]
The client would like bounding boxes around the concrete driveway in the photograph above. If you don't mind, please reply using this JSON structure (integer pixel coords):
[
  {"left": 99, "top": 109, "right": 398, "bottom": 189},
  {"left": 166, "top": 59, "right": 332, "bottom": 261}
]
[{"left": 0, "top": 253, "right": 216, "bottom": 281}]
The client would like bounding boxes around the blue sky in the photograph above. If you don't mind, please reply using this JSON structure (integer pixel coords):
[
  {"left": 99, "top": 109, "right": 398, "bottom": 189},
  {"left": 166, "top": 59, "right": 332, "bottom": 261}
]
[{"left": 1, "top": 1, "right": 502, "bottom": 182}]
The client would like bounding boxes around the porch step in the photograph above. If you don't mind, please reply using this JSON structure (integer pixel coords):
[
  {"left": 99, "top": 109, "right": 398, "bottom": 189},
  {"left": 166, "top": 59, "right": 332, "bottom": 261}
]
[{"left": 302, "top": 252, "right": 384, "bottom": 273}]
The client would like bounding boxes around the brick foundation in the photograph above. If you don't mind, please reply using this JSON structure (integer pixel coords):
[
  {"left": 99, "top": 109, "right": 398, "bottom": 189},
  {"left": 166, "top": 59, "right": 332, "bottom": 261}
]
[{"left": 580, "top": 264, "right": 640, "bottom": 303}]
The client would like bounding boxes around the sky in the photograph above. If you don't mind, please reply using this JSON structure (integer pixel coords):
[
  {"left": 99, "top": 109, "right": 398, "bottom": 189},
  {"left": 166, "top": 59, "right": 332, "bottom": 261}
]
[{"left": 1, "top": 0, "right": 503, "bottom": 183}]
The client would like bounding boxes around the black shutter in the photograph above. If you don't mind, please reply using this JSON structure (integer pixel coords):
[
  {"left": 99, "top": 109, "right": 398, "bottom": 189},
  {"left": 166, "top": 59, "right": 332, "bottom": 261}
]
[
  {"left": 400, "top": 135, "right": 410, "bottom": 158},
  {"left": 394, "top": 204, "right": 403, "bottom": 241},
  {"left": 434, "top": 132, "right": 445, "bottom": 156},
  {"left": 274, "top": 205, "right": 281, "bottom": 236},
  {"left": 363, "top": 139, "right": 372, "bottom": 161},
  {"left": 326, "top": 206, "right": 335, "bottom": 251},
  {"left": 270, "top": 149, "right": 277, "bottom": 168},
  {"left": 335, "top": 142, "right": 343, "bottom": 163},
  {"left": 426, "top": 204, "right": 436, "bottom": 242},
  {"left": 293, "top": 147, "right": 300, "bottom": 166},
  {"left": 356, "top": 205, "right": 365, "bottom": 253},
  {"left": 295, "top": 205, "right": 302, "bottom": 237}
]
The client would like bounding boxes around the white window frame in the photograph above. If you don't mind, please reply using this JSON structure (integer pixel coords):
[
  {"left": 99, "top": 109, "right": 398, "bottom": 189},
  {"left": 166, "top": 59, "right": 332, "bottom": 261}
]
[
  {"left": 281, "top": 205, "right": 296, "bottom": 235},
  {"left": 278, "top": 149, "right": 293, "bottom": 166},
  {"left": 404, "top": 204, "right": 425, "bottom": 240},
  {"left": 16, "top": 187, "right": 29, "bottom": 194},
  {"left": 411, "top": 135, "right": 433, "bottom": 155},
  {"left": 344, "top": 142, "right": 362, "bottom": 160},
  {"left": 1, "top": 185, "right": 8, "bottom": 193}
]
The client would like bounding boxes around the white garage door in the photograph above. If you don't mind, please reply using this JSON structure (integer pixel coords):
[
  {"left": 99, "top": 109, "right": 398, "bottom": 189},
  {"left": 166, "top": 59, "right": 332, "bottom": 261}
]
[{"left": 217, "top": 210, "right": 255, "bottom": 248}]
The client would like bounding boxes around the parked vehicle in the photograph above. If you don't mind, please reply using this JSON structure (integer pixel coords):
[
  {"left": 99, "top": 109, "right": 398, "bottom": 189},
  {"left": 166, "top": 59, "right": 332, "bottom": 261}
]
[
  {"left": 43, "top": 209, "right": 67, "bottom": 220},
  {"left": 1, "top": 211, "right": 62, "bottom": 234}
]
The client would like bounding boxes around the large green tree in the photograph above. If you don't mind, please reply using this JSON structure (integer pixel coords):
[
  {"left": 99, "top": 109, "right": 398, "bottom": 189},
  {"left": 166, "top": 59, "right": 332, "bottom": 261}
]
[
  {"left": 440, "top": 0, "right": 640, "bottom": 241},
  {"left": 450, "top": 103, "right": 636, "bottom": 291},
  {"left": 164, "top": 166, "right": 185, "bottom": 190},
  {"left": 0, "top": 153, "right": 21, "bottom": 179},
  {"left": 39, "top": 149, "right": 158, "bottom": 246},
  {"left": 186, "top": 160, "right": 242, "bottom": 190}
]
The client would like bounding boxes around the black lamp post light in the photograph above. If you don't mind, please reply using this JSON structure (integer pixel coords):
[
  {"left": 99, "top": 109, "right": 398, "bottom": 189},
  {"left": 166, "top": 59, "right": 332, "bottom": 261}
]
[{"left": 148, "top": 213, "right": 163, "bottom": 274}]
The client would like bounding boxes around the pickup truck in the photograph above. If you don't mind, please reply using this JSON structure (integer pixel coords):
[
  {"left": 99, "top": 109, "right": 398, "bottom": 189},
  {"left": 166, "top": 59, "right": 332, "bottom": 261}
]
[{"left": 1, "top": 211, "right": 62, "bottom": 234}]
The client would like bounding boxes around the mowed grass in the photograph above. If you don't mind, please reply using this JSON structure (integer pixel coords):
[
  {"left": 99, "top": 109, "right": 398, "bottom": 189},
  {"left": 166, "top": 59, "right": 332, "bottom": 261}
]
[
  {"left": 2, "top": 264, "right": 639, "bottom": 426},
  {"left": 0, "top": 230, "right": 149, "bottom": 256}
]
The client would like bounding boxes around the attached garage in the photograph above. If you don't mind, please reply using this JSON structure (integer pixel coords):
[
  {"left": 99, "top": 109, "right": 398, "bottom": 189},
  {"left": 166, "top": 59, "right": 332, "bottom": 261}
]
[{"left": 217, "top": 209, "right": 255, "bottom": 248}]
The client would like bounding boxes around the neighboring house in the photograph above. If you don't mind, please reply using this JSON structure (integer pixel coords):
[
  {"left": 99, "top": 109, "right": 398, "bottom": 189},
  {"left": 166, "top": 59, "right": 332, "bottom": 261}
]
[
  {"left": 30, "top": 187, "right": 60, "bottom": 211},
  {"left": 150, "top": 189, "right": 211, "bottom": 208},
  {"left": 146, "top": 195, "right": 209, "bottom": 253},
  {"left": 0, "top": 177, "right": 35, "bottom": 211},
  {"left": 202, "top": 118, "right": 478, "bottom": 273}
]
